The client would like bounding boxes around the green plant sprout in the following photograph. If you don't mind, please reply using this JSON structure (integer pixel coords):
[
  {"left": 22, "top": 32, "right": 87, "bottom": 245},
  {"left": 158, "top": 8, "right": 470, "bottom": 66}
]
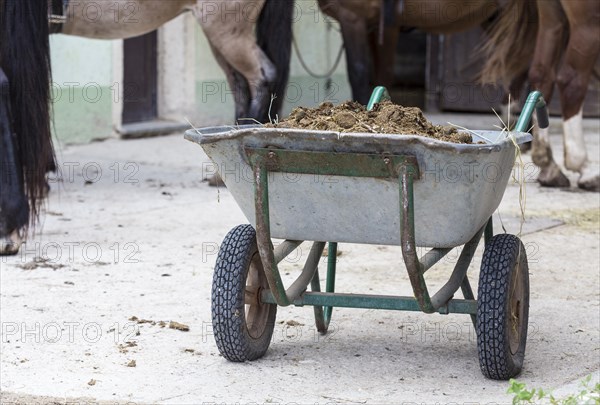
[{"left": 508, "top": 375, "right": 600, "bottom": 405}]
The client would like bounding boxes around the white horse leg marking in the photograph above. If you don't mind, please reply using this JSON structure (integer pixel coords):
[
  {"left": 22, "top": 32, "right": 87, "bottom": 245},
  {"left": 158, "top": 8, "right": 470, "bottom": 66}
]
[{"left": 562, "top": 109, "right": 587, "bottom": 172}]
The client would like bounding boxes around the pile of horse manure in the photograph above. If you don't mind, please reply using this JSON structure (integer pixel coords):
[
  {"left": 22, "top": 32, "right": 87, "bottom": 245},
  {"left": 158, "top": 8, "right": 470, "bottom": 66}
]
[{"left": 268, "top": 100, "right": 472, "bottom": 144}]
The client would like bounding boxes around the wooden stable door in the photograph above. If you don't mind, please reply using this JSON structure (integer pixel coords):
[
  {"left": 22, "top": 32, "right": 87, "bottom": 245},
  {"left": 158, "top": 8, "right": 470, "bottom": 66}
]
[
  {"left": 122, "top": 31, "right": 158, "bottom": 124},
  {"left": 427, "top": 29, "right": 600, "bottom": 116},
  {"left": 427, "top": 28, "right": 503, "bottom": 113}
]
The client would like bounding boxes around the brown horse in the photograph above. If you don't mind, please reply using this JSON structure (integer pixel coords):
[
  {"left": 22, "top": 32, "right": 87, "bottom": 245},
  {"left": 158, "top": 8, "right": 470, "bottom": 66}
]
[
  {"left": 317, "top": 0, "right": 499, "bottom": 104},
  {"left": 0, "top": 0, "right": 294, "bottom": 254},
  {"left": 480, "top": 0, "right": 599, "bottom": 191}
]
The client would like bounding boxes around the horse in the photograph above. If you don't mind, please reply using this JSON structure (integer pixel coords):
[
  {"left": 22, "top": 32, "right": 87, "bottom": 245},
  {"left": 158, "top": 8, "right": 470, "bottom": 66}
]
[
  {"left": 319, "top": 0, "right": 599, "bottom": 191},
  {"left": 316, "top": 0, "right": 500, "bottom": 105},
  {"left": 0, "top": 0, "right": 294, "bottom": 255},
  {"left": 480, "top": 0, "right": 599, "bottom": 191}
]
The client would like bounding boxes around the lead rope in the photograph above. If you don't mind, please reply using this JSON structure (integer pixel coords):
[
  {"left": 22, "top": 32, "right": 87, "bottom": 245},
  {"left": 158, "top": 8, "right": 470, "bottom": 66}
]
[
  {"left": 292, "top": 16, "right": 344, "bottom": 89},
  {"left": 292, "top": 36, "right": 344, "bottom": 80}
]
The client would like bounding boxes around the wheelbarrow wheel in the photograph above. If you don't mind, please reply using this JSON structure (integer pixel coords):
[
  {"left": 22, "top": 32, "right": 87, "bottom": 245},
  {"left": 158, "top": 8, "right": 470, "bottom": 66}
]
[
  {"left": 212, "top": 224, "right": 277, "bottom": 361},
  {"left": 476, "top": 234, "right": 529, "bottom": 380}
]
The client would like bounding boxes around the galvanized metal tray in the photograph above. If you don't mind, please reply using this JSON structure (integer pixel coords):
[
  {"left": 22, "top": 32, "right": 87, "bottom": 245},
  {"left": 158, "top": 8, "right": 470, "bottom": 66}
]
[{"left": 185, "top": 125, "right": 531, "bottom": 247}]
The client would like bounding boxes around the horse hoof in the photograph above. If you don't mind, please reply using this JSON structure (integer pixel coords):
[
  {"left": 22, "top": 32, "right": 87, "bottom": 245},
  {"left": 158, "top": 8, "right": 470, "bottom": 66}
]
[
  {"left": 205, "top": 173, "right": 226, "bottom": 188},
  {"left": 578, "top": 174, "right": 600, "bottom": 192},
  {"left": 537, "top": 164, "right": 571, "bottom": 188},
  {"left": 0, "top": 230, "right": 22, "bottom": 256}
]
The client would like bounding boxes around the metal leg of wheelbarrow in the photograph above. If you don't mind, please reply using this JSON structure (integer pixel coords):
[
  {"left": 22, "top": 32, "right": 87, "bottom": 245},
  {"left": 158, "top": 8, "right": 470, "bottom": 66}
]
[
  {"left": 399, "top": 167, "right": 483, "bottom": 315},
  {"left": 461, "top": 217, "right": 494, "bottom": 327},
  {"left": 251, "top": 160, "right": 330, "bottom": 307},
  {"left": 461, "top": 276, "right": 477, "bottom": 327},
  {"left": 484, "top": 218, "right": 493, "bottom": 246},
  {"left": 311, "top": 242, "right": 337, "bottom": 334}
]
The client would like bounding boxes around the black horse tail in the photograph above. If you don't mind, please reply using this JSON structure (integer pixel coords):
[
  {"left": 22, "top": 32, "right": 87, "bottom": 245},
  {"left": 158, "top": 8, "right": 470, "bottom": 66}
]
[
  {"left": 0, "top": 0, "right": 54, "bottom": 227},
  {"left": 256, "top": 0, "right": 294, "bottom": 116}
]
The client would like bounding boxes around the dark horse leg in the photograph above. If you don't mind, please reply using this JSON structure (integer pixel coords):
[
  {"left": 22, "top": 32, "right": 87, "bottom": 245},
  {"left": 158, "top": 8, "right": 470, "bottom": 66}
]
[
  {"left": 528, "top": 0, "right": 571, "bottom": 187},
  {"left": 255, "top": 0, "right": 294, "bottom": 121},
  {"left": 196, "top": 0, "right": 294, "bottom": 187},
  {"left": 556, "top": 0, "right": 600, "bottom": 191},
  {"left": 0, "top": 69, "right": 27, "bottom": 255},
  {"left": 194, "top": 0, "right": 294, "bottom": 124},
  {"left": 370, "top": 27, "right": 399, "bottom": 90},
  {"left": 318, "top": 0, "right": 372, "bottom": 105}
]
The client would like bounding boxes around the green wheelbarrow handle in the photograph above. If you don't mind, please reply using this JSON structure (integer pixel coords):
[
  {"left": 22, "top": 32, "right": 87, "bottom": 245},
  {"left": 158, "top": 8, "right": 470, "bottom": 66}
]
[
  {"left": 367, "top": 86, "right": 391, "bottom": 111},
  {"left": 514, "top": 91, "right": 549, "bottom": 132}
]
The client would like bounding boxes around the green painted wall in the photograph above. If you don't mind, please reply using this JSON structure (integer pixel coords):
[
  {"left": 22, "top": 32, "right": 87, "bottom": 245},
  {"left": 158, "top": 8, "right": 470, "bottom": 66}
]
[{"left": 50, "top": 35, "right": 115, "bottom": 145}]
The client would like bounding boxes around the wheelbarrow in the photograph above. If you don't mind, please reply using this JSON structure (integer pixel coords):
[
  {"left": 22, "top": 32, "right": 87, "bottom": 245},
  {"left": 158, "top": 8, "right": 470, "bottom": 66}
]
[{"left": 185, "top": 89, "right": 549, "bottom": 380}]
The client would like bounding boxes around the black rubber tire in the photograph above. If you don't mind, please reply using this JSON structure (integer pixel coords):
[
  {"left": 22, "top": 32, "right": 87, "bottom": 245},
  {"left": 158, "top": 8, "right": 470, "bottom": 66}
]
[
  {"left": 212, "top": 225, "right": 277, "bottom": 361},
  {"left": 477, "top": 234, "right": 530, "bottom": 380}
]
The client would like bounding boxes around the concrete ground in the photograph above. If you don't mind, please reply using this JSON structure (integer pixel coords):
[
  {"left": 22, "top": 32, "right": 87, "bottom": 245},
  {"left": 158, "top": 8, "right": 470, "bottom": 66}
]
[{"left": 1, "top": 114, "right": 599, "bottom": 404}]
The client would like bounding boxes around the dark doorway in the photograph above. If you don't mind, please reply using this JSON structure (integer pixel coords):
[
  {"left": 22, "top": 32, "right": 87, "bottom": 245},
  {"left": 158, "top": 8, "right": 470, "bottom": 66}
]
[
  {"left": 391, "top": 30, "right": 428, "bottom": 108},
  {"left": 370, "top": 30, "right": 428, "bottom": 109},
  {"left": 122, "top": 31, "right": 158, "bottom": 124},
  {"left": 428, "top": 30, "right": 599, "bottom": 116},
  {"left": 432, "top": 29, "right": 503, "bottom": 112}
]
